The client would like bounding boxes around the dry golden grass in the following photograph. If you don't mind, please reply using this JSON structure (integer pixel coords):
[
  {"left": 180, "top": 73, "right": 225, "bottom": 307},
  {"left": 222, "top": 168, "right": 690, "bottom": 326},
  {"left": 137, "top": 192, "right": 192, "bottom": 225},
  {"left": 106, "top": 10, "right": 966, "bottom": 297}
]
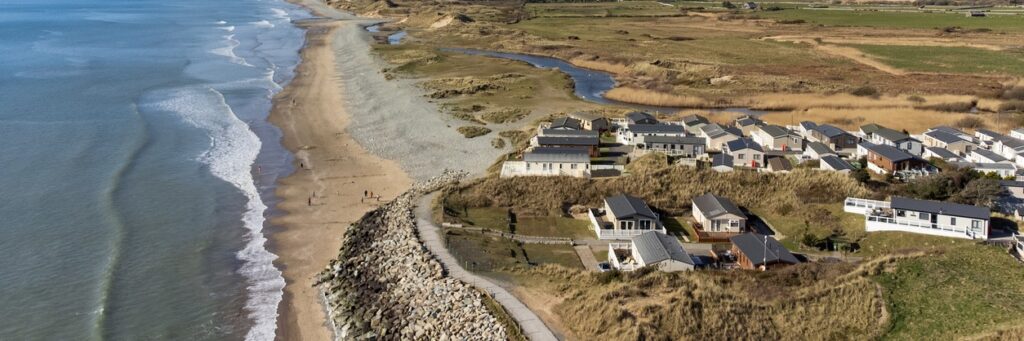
[
  {"left": 569, "top": 58, "right": 630, "bottom": 75},
  {"left": 760, "top": 107, "right": 1002, "bottom": 133},
  {"left": 603, "top": 87, "right": 710, "bottom": 107},
  {"left": 741, "top": 93, "right": 979, "bottom": 111}
]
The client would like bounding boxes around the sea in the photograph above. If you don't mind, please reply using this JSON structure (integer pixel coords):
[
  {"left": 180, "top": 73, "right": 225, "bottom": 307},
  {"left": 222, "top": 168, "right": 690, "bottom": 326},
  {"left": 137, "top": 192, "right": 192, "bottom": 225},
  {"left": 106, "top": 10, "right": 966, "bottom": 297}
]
[{"left": 0, "top": 0, "right": 311, "bottom": 339}]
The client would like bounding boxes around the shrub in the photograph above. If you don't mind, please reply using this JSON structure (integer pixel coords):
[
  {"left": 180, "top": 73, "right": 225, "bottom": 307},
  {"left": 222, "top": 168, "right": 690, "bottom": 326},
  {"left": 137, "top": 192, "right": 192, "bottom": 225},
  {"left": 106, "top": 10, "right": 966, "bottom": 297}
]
[
  {"left": 916, "top": 101, "right": 975, "bottom": 113},
  {"left": 722, "top": 1, "right": 737, "bottom": 9},
  {"left": 953, "top": 116, "right": 986, "bottom": 130},
  {"left": 907, "top": 95, "right": 926, "bottom": 103},
  {"left": 850, "top": 86, "right": 879, "bottom": 97},
  {"left": 1001, "top": 87, "right": 1024, "bottom": 101},
  {"left": 491, "top": 137, "right": 506, "bottom": 149},
  {"left": 999, "top": 100, "right": 1024, "bottom": 113},
  {"left": 456, "top": 126, "right": 492, "bottom": 138}
]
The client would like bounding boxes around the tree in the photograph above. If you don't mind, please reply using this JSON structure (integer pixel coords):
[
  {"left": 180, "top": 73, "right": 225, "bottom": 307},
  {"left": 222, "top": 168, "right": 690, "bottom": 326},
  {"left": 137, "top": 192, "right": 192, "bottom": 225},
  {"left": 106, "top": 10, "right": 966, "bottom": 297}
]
[
  {"left": 951, "top": 178, "right": 1003, "bottom": 208},
  {"left": 851, "top": 168, "right": 870, "bottom": 184}
]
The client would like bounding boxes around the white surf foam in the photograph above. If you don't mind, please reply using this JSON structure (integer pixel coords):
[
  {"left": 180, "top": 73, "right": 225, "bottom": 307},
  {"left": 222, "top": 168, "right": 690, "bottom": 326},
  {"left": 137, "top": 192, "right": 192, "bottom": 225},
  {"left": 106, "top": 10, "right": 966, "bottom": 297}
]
[
  {"left": 250, "top": 20, "right": 274, "bottom": 28},
  {"left": 147, "top": 86, "right": 283, "bottom": 341},
  {"left": 217, "top": 26, "right": 236, "bottom": 32},
  {"left": 269, "top": 8, "right": 289, "bottom": 19},
  {"left": 210, "top": 34, "right": 253, "bottom": 67},
  {"left": 216, "top": 20, "right": 228, "bottom": 25}
]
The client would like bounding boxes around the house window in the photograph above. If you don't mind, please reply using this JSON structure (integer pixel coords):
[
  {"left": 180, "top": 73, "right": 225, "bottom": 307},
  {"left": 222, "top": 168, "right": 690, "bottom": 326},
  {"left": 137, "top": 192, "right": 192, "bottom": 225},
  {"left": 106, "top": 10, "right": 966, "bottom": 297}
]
[
  {"left": 526, "top": 163, "right": 530, "bottom": 170},
  {"left": 639, "top": 220, "right": 651, "bottom": 230},
  {"left": 972, "top": 220, "right": 980, "bottom": 229},
  {"left": 730, "top": 220, "right": 739, "bottom": 228},
  {"left": 559, "top": 163, "right": 563, "bottom": 169},
  {"left": 738, "top": 154, "right": 745, "bottom": 159},
  {"left": 950, "top": 217, "right": 956, "bottom": 225},
  {"left": 620, "top": 221, "right": 634, "bottom": 230},
  {"left": 571, "top": 164, "right": 577, "bottom": 169},
  {"left": 896, "top": 210, "right": 906, "bottom": 217},
  {"left": 919, "top": 212, "right": 930, "bottom": 221}
]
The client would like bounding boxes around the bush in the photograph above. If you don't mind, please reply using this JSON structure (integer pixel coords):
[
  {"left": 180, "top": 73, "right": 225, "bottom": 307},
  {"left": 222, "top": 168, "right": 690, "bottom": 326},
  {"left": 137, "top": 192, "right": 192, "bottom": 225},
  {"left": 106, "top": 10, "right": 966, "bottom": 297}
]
[
  {"left": 457, "top": 126, "right": 492, "bottom": 138},
  {"left": 953, "top": 116, "right": 986, "bottom": 130},
  {"left": 1001, "top": 87, "right": 1024, "bottom": 101},
  {"left": 491, "top": 137, "right": 506, "bottom": 149},
  {"left": 999, "top": 100, "right": 1024, "bottom": 113},
  {"left": 722, "top": 1, "right": 737, "bottom": 9},
  {"left": 850, "top": 86, "right": 879, "bottom": 97},
  {"left": 907, "top": 95, "right": 926, "bottom": 103},
  {"left": 916, "top": 101, "right": 976, "bottom": 113}
]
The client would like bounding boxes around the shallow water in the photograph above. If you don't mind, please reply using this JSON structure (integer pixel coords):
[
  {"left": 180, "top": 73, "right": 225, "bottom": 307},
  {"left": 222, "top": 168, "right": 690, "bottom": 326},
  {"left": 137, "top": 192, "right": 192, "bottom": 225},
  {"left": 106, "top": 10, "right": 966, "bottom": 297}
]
[
  {"left": 0, "top": 0, "right": 309, "bottom": 339},
  {"left": 443, "top": 48, "right": 771, "bottom": 116}
]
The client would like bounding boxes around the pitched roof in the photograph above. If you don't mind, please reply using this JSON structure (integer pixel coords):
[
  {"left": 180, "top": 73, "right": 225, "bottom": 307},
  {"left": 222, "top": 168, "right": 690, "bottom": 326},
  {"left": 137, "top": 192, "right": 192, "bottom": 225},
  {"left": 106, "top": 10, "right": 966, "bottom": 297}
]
[
  {"left": 924, "top": 147, "right": 960, "bottom": 160},
  {"left": 726, "top": 138, "right": 763, "bottom": 152},
  {"left": 924, "top": 130, "right": 966, "bottom": 144},
  {"left": 971, "top": 148, "right": 1007, "bottom": 163},
  {"left": 996, "top": 136, "right": 1024, "bottom": 150},
  {"left": 628, "top": 124, "right": 686, "bottom": 135},
  {"left": 711, "top": 153, "right": 733, "bottom": 168},
  {"left": 768, "top": 157, "right": 793, "bottom": 171},
  {"left": 949, "top": 161, "right": 1016, "bottom": 171},
  {"left": 606, "top": 195, "right": 658, "bottom": 220},
  {"left": 866, "top": 144, "right": 915, "bottom": 162},
  {"left": 730, "top": 233, "right": 799, "bottom": 266},
  {"left": 814, "top": 124, "right": 849, "bottom": 138},
  {"left": 799, "top": 121, "right": 818, "bottom": 130},
  {"left": 682, "top": 114, "right": 709, "bottom": 126},
  {"left": 975, "top": 128, "right": 1002, "bottom": 138},
  {"left": 735, "top": 116, "right": 763, "bottom": 127},
  {"left": 999, "top": 180, "right": 1024, "bottom": 188},
  {"left": 631, "top": 231, "right": 694, "bottom": 266},
  {"left": 535, "top": 136, "right": 599, "bottom": 147},
  {"left": 626, "top": 111, "right": 657, "bottom": 124},
  {"left": 758, "top": 124, "right": 795, "bottom": 138},
  {"left": 636, "top": 135, "right": 705, "bottom": 145},
  {"left": 931, "top": 126, "right": 967, "bottom": 136},
  {"left": 569, "top": 112, "right": 603, "bottom": 122},
  {"left": 806, "top": 141, "right": 834, "bottom": 156},
  {"left": 701, "top": 124, "right": 742, "bottom": 139},
  {"left": 890, "top": 196, "right": 989, "bottom": 220},
  {"left": 873, "top": 127, "right": 912, "bottom": 142},
  {"left": 540, "top": 129, "right": 600, "bottom": 138},
  {"left": 550, "top": 117, "right": 581, "bottom": 130},
  {"left": 692, "top": 193, "right": 745, "bottom": 219},
  {"left": 820, "top": 155, "right": 853, "bottom": 171},
  {"left": 523, "top": 147, "right": 590, "bottom": 163},
  {"left": 859, "top": 123, "right": 883, "bottom": 135}
]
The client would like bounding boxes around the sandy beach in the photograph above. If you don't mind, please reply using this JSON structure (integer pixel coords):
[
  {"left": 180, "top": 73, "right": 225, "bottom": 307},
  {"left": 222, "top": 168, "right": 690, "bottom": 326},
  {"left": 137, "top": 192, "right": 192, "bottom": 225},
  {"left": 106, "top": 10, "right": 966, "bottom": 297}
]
[{"left": 267, "top": 18, "right": 412, "bottom": 341}]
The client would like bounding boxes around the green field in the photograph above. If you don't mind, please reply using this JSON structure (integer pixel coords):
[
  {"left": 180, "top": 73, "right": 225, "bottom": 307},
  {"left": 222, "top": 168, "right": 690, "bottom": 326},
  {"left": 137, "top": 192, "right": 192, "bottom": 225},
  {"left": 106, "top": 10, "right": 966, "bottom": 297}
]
[
  {"left": 852, "top": 44, "right": 1024, "bottom": 76},
  {"left": 760, "top": 9, "right": 1024, "bottom": 32},
  {"left": 446, "top": 231, "right": 584, "bottom": 272},
  {"left": 875, "top": 245, "right": 1024, "bottom": 339},
  {"left": 461, "top": 207, "right": 596, "bottom": 239},
  {"left": 525, "top": 1, "right": 682, "bottom": 18}
]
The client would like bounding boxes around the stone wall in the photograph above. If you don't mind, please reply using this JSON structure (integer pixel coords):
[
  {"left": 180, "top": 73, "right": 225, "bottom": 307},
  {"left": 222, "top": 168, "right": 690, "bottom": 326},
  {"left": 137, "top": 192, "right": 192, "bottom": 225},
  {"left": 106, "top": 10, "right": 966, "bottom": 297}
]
[{"left": 315, "top": 170, "right": 508, "bottom": 340}]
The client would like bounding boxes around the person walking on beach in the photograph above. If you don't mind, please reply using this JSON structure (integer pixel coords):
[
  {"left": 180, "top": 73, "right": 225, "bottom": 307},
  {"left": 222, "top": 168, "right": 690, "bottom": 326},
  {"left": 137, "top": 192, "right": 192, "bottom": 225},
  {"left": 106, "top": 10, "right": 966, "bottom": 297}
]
[{"left": 308, "top": 195, "right": 312, "bottom": 206}]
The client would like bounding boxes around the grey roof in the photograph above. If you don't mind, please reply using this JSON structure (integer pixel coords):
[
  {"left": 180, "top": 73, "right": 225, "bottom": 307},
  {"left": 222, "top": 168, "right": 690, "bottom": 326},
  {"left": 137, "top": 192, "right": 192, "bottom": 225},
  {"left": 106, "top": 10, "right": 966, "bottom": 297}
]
[
  {"left": 999, "top": 180, "right": 1024, "bottom": 188},
  {"left": 606, "top": 195, "right": 658, "bottom": 220},
  {"left": 726, "top": 138, "right": 763, "bottom": 152},
  {"left": 806, "top": 141, "right": 834, "bottom": 155},
  {"left": 540, "top": 129, "right": 599, "bottom": 138},
  {"left": 860, "top": 123, "right": 883, "bottom": 135},
  {"left": 925, "top": 147, "right": 960, "bottom": 160},
  {"left": 626, "top": 111, "right": 657, "bottom": 124},
  {"left": 890, "top": 196, "right": 989, "bottom": 220},
  {"left": 866, "top": 144, "right": 915, "bottom": 162},
  {"left": 768, "top": 157, "right": 792, "bottom": 171},
  {"left": 873, "top": 127, "right": 912, "bottom": 142},
  {"left": 550, "top": 117, "right": 582, "bottom": 130},
  {"left": 730, "top": 233, "right": 799, "bottom": 266},
  {"left": 924, "top": 130, "right": 966, "bottom": 144},
  {"left": 949, "top": 161, "right": 1016, "bottom": 171},
  {"left": 799, "top": 121, "right": 818, "bottom": 130},
  {"left": 569, "top": 112, "right": 603, "bottom": 122},
  {"left": 971, "top": 148, "right": 1007, "bottom": 162},
  {"left": 628, "top": 124, "right": 686, "bottom": 135},
  {"left": 821, "top": 155, "right": 854, "bottom": 171},
  {"left": 996, "top": 136, "right": 1024, "bottom": 150},
  {"left": 692, "top": 193, "right": 745, "bottom": 219},
  {"left": 631, "top": 231, "right": 694, "bottom": 266},
  {"left": 758, "top": 124, "right": 795, "bottom": 138},
  {"left": 711, "top": 153, "right": 733, "bottom": 168},
  {"left": 931, "top": 126, "right": 967, "bottom": 136},
  {"left": 975, "top": 129, "right": 1002, "bottom": 138},
  {"left": 735, "top": 116, "right": 762, "bottom": 127},
  {"left": 637, "top": 135, "right": 705, "bottom": 145},
  {"left": 535, "top": 136, "right": 599, "bottom": 147},
  {"left": 682, "top": 114, "right": 709, "bottom": 126},
  {"left": 814, "top": 124, "right": 849, "bottom": 138},
  {"left": 523, "top": 147, "right": 590, "bottom": 163},
  {"left": 701, "top": 124, "right": 742, "bottom": 139}
]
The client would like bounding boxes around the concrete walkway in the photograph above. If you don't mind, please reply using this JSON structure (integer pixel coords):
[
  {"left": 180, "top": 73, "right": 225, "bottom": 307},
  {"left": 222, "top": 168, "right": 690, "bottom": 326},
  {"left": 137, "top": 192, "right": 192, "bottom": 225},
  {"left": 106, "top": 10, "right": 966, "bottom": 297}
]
[
  {"left": 574, "top": 245, "right": 601, "bottom": 272},
  {"left": 415, "top": 195, "right": 558, "bottom": 341}
]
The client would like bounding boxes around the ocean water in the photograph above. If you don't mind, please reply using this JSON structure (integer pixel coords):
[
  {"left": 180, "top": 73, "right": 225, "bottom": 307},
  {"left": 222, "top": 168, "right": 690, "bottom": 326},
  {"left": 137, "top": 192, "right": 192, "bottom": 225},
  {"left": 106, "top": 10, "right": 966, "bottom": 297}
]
[{"left": 0, "top": 0, "right": 310, "bottom": 339}]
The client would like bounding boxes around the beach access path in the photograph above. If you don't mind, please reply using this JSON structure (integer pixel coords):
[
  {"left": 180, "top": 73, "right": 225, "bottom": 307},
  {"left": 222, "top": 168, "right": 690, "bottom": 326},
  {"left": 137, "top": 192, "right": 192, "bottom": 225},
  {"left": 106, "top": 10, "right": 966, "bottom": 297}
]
[{"left": 415, "top": 194, "right": 558, "bottom": 341}]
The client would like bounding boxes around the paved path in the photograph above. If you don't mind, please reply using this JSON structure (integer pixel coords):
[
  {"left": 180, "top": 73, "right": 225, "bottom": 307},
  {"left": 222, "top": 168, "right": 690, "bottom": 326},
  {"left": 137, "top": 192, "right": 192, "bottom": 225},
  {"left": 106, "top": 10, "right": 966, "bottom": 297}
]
[
  {"left": 574, "top": 245, "right": 601, "bottom": 272},
  {"left": 415, "top": 195, "right": 558, "bottom": 341}
]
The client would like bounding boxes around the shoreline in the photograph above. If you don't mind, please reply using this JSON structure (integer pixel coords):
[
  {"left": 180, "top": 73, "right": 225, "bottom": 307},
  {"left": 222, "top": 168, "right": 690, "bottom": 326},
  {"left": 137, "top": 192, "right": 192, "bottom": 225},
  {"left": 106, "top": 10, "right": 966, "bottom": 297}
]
[{"left": 266, "top": 10, "right": 412, "bottom": 341}]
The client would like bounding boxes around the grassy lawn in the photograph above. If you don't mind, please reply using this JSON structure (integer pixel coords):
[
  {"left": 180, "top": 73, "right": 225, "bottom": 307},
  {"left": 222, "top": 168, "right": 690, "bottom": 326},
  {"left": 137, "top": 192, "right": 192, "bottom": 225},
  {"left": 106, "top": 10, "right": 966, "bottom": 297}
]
[
  {"left": 876, "top": 245, "right": 1024, "bottom": 339},
  {"left": 522, "top": 244, "right": 584, "bottom": 269},
  {"left": 662, "top": 216, "right": 698, "bottom": 240},
  {"left": 850, "top": 44, "right": 1024, "bottom": 76},
  {"left": 760, "top": 9, "right": 1024, "bottom": 32},
  {"left": 752, "top": 203, "right": 974, "bottom": 256},
  {"left": 446, "top": 230, "right": 584, "bottom": 272},
  {"left": 461, "top": 207, "right": 596, "bottom": 239}
]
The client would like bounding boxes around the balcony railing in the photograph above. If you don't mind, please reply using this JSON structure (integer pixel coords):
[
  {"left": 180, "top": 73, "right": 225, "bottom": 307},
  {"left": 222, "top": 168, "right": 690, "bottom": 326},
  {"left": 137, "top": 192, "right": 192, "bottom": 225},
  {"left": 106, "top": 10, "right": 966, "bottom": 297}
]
[{"left": 865, "top": 214, "right": 984, "bottom": 239}]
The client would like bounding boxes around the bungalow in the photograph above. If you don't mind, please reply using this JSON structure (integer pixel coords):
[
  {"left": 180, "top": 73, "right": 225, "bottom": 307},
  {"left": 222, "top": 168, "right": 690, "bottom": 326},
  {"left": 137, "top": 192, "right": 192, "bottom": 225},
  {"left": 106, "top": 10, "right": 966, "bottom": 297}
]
[
  {"left": 948, "top": 161, "right": 1017, "bottom": 178},
  {"left": 968, "top": 148, "right": 1008, "bottom": 164},
  {"left": 798, "top": 121, "right": 818, "bottom": 140},
  {"left": 549, "top": 117, "right": 582, "bottom": 130},
  {"left": 698, "top": 124, "right": 743, "bottom": 151},
  {"left": 626, "top": 111, "right": 658, "bottom": 125},
  {"left": 531, "top": 135, "right": 600, "bottom": 157},
  {"left": 811, "top": 124, "right": 858, "bottom": 150},
  {"left": 618, "top": 124, "right": 687, "bottom": 145},
  {"left": 568, "top": 112, "right": 609, "bottom": 131},
  {"left": 499, "top": 147, "right": 590, "bottom": 178},
  {"left": 820, "top": 155, "right": 854, "bottom": 173},
  {"left": 930, "top": 126, "right": 974, "bottom": 142},
  {"left": 923, "top": 129, "right": 975, "bottom": 155},
  {"left": 999, "top": 180, "right": 1024, "bottom": 199},
  {"left": 974, "top": 128, "right": 1003, "bottom": 148},
  {"left": 681, "top": 114, "right": 710, "bottom": 134},
  {"left": 608, "top": 231, "right": 694, "bottom": 272},
  {"left": 843, "top": 196, "right": 990, "bottom": 239},
  {"left": 865, "top": 143, "right": 929, "bottom": 174},
  {"left": 633, "top": 135, "right": 706, "bottom": 158},
  {"left": 539, "top": 129, "right": 600, "bottom": 138},
  {"left": 766, "top": 157, "right": 793, "bottom": 173},
  {"left": 923, "top": 146, "right": 962, "bottom": 162},
  {"left": 752, "top": 125, "right": 803, "bottom": 151},
  {"left": 992, "top": 136, "right": 1024, "bottom": 161},
  {"left": 724, "top": 138, "right": 764, "bottom": 168},
  {"left": 590, "top": 195, "right": 666, "bottom": 240},
  {"left": 710, "top": 154, "right": 734, "bottom": 172},
  {"left": 730, "top": 233, "right": 800, "bottom": 270},
  {"left": 803, "top": 141, "right": 836, "bottom": 160},
  {"left": 734, "top": 115, "right": 764, "bottom": 136},
  {"left": 692, "top": 193, "right": 748, "bottom": 234},
  {"left": 860, "top": 124, "right": 923, "bottom": 156}
]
